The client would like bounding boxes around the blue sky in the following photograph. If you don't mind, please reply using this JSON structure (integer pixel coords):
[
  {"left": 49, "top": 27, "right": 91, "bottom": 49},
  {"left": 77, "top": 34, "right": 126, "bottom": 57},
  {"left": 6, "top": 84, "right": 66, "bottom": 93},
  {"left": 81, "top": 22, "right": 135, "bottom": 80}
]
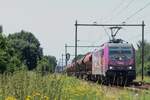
[{"left": 0, "top": 0, "right": 150, "bottom": 61}]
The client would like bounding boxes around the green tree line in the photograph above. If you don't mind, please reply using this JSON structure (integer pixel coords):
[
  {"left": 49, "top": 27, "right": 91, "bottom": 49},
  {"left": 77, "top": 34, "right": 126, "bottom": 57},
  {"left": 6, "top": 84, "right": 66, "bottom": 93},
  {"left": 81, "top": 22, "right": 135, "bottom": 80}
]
[
  {"left": 0, "top": 30, "right": 57, "bottom": 73},
  {"left": 136, "top": 40, "right": 150, "bottom": 76}
]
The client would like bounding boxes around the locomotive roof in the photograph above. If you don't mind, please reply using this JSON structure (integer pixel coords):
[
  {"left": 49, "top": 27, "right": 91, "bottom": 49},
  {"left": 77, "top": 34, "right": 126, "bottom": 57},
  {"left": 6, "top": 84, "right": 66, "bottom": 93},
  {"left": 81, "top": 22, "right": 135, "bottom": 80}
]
[{"left": 108, "top": 43, "right": 132, "bottom": 48}]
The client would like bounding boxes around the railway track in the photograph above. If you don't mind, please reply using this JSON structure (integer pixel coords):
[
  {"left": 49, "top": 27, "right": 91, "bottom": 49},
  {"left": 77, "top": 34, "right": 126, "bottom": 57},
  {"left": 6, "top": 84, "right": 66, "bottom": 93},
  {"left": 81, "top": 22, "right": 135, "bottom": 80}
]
[
  {"left": 83, "top": 78, "right": 150, "bottom": 91},
  {"left": 104, "top": 81, "right": 150, "bottom": 92},
  {"left": 107, "top": 82, "right": 150, "bottom": 91},
  {"left": 128, "top": 82, "right": 150, "bottom": 90}
]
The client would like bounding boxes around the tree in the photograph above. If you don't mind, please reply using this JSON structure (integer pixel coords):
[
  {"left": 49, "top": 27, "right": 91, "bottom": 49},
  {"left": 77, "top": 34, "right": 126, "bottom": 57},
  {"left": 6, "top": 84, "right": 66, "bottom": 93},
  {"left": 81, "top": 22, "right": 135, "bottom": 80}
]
[
  {"left": 8, "top": 30, "right": 43, "bottom": 70},
  {"left": 0, "top": 30, "right": 57, "bottom": 73},
  {"left": 37, "top": 56, "right": 57, "bottom": 73},
  {"left": 44, "top": 55, "right": 57, "bottom": 72},
  {"left": 0, "top": 33, "right": 22, "bottom": 73},
  {"left": 136, "top": 40, "right": 150, "bottom": 75},
  {"left": 0, "top": 33, "right": 9, "bottom": 73}
]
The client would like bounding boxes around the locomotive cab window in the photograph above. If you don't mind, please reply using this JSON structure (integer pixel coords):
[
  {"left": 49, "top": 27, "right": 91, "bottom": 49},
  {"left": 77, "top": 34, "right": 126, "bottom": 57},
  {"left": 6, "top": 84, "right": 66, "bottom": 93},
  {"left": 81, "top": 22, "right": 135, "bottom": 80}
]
[{"left": 109, "top": 46, "right": 133, "bottom": 60}]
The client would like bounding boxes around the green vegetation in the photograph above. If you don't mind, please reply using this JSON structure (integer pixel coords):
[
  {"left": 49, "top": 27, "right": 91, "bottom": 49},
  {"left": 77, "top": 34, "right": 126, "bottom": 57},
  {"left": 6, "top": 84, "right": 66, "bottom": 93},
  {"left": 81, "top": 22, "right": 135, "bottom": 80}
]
[
  {"left": 8, "top": 30, "right": 43, "bottom": 70},
  {"left": 0, "top": 71, "right": 150, "bottom": 100},
  {"left": 136, "top": 76, "right": 150, "bottom": 83},
  {"left": 37, "top": 56, "right": 57, "bottom": 73},
  {"left": 0, "top": 30, "right": 56, "bottom": 73},
  {"left": 0, "top": 32, "right": 22, "bottom": 73},
  {"left": 136, "top": 40, "right": 150, "bottom": 75}
]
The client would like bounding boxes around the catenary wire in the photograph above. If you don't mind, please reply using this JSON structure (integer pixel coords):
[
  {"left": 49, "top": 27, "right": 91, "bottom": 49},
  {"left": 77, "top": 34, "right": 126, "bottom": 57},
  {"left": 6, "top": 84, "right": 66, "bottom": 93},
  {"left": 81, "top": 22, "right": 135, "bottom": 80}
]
[
  {"left": 116, "top": 0, "right": 136, "bottom": 18},
  {"left": 105, "top": 0, "right": 126, "bottom": 22},
  {"left": 109, "top": 0, "right": 136, "bottom": 22},
  {"left": 124, "top": 1, "right": 150, "bottom": 22}
]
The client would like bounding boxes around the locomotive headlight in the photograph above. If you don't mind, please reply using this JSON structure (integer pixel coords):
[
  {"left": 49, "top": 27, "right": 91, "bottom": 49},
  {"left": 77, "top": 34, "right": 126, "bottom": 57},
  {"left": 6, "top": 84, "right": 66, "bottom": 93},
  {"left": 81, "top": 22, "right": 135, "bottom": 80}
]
[
  {"left": 128, "top": 66, "right": 132, "bottom": 70},
  {"left": 109, "top": 66, "right": 113, "bottom": 70}
]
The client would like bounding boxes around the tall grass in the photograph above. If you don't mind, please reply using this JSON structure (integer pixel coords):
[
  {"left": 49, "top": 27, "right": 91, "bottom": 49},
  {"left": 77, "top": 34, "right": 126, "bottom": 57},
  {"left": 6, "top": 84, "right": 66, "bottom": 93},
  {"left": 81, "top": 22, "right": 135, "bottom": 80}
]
[
  {"left": 136, "top": 75, "right": 150, "bottom": 83},
  {"left": 0, "top": 71, "right": 150, "bottom": 100}
]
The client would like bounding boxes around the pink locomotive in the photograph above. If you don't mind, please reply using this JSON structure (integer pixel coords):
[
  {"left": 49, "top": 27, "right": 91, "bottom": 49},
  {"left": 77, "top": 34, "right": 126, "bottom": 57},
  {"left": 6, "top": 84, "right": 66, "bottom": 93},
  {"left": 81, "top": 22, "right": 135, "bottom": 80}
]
[{"left": 67, "top": 40, "right": 136, "bottom": 85}]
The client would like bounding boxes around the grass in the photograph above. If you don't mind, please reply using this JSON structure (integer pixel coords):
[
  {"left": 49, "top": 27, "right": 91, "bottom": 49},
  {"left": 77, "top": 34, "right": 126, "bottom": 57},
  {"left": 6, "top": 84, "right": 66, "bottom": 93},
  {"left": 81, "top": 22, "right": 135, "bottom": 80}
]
[
  {"left": 135, "top": 75, "right": 150, "bottom": 83},
  {"left": 0, "top": 71, "right": 150, "bottom": 100}
]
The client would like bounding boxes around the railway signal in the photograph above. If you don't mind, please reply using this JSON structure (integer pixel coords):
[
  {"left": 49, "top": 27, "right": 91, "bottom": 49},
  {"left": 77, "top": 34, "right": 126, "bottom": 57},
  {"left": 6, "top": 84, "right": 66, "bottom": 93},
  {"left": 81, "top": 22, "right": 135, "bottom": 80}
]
[{"left": 66, "top": 53, "right": 70, "bottom": 61}]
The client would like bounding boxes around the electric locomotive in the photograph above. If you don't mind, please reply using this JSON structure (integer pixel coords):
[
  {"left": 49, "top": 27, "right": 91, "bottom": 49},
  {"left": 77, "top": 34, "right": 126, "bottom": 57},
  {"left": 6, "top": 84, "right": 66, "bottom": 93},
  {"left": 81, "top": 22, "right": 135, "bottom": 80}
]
[{"left": 67, "top": 39, "right": 136, "bottom": 84}]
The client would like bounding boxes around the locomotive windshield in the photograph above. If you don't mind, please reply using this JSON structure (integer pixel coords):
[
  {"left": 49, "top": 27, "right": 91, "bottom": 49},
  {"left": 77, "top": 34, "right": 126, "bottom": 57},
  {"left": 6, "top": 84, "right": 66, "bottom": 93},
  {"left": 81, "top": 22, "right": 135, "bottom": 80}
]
[{"left": 109, "top": 47, "right": 132, "bottom": 60}]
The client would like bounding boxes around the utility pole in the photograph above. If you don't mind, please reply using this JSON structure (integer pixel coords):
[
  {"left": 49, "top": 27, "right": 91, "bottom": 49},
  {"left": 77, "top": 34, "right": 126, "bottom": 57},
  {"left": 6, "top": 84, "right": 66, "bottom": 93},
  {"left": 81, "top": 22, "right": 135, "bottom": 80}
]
[
  {"left": 62, "top": 54, "right": 63, "bottom": 71},
  {"left": 75, "top": 20, "right": 78, "bottom": 64},
  {"left": 142, "top": 21, "right": 145, "bottom": 81},
  {"left": 75, "top": 20, "right": 78, "bottom": 75},
  {"left": 65, "top": 44, "right": 67, "bottom": 66}
]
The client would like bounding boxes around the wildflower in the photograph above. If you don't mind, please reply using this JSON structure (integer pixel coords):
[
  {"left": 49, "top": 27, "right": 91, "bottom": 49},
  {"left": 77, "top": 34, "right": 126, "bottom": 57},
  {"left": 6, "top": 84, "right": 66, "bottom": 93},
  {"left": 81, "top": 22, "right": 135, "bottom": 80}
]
[
  {"left": 43, "top": 96, "right": 49, "bottom": 100},
  {"left": 32, "top": 92, "right": 41, "bottom": 96},
  {"left": 26, "top": 96, "right": 32, "bottom": 100},
  {"left": 135, "top": 93, "right": 139, "bottom": 96},
  {"left": 5, "top": 96, "right": 16, "bottom": 100}
]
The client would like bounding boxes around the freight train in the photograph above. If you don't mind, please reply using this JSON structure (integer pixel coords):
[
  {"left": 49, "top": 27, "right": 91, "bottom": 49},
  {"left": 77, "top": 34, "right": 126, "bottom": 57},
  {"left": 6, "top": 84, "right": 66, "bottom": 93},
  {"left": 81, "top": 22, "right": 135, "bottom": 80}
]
[{"left": 66, "top": 39, "right": 136, "bottom": 85}]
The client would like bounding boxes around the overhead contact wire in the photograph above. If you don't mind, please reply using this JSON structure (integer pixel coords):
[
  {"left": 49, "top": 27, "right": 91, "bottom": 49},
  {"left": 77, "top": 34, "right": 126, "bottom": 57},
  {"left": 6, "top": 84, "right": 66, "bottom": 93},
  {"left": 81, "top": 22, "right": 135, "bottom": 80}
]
[
  {"left": 124, "top": 2, "right": 150, "bottom": 22},
  {"left": 117, "top": 0, "right": 136, "bottom": 16}
]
